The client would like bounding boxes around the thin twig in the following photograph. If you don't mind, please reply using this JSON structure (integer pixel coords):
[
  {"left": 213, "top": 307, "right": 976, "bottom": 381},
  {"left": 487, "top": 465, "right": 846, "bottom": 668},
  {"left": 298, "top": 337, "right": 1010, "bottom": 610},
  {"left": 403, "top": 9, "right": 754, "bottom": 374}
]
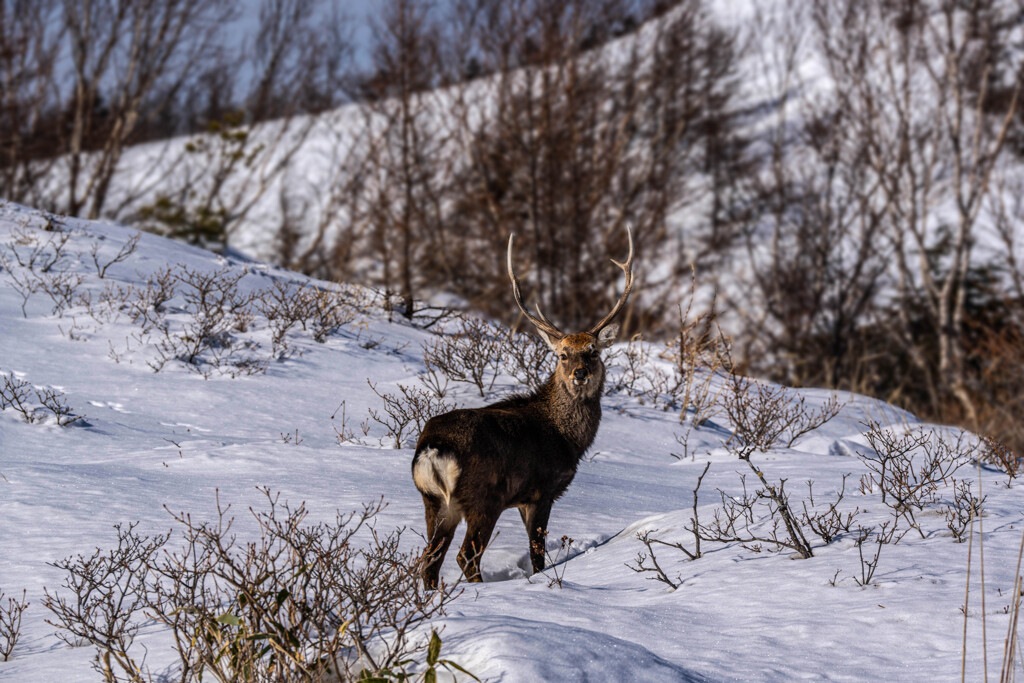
[
  {"left": 980, "top": 459, "right": 989, "bottom": 682},
  {"left": 1000, "top": 527, "right": 1024, "bottom": 683},
  {"left": 963, "top": 507, "right": 975, "bottom": 683}
]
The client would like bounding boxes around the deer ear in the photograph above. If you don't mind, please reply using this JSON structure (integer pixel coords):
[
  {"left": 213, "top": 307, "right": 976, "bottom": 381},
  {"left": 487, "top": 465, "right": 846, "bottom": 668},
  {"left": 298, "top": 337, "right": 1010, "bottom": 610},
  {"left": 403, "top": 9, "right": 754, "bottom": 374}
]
[
  {"left": 597, "top": 324, "right": 619, "bottom": 348},
  {"left": 537, "top": 328, "right": 560, "bottom": 352}
]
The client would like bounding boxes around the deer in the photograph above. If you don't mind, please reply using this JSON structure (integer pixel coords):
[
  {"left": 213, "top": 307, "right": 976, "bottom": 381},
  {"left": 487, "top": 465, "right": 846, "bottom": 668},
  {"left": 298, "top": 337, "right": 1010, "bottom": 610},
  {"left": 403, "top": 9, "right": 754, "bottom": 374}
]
[{"left": 411, "top": 227, "right": 634, "bottom": 588}]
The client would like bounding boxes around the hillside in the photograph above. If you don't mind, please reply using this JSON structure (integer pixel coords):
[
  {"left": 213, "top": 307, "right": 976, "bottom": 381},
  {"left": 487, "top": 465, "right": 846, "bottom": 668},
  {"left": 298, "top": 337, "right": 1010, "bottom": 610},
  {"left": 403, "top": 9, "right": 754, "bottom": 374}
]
[
  {"left": 1, "top": 202, "right": 1022, "bottom": 680},
  {"left": 13, "top": 0, "right": 1024, "bottom": 463}
]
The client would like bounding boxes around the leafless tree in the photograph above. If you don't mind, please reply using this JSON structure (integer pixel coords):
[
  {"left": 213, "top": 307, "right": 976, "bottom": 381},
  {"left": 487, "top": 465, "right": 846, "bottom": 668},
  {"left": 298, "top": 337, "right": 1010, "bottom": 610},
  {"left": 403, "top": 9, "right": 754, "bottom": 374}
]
[
  {"left": 133, "top": 0, "right": 356, "bottom": 252},
  {"left": 814, "top": 0, "right": 1021, "bottom": 422},
  {"left": 731, "top": 0, "right": 1024, "bottom": 459},
  {"left": 60, "top": 0, "right": 237, "bottom": 219},
  {"left": 355, "top": 0, "right": 450, "bottom": 320},
  {"left": 734, "top": 2, "right": 889, "bottom": 390},
  {"left": 406, "top": 0, "right": 746, "bottom": 334},
  {"left": 0, "top": 0, "right": 63, "bottom": 205}
]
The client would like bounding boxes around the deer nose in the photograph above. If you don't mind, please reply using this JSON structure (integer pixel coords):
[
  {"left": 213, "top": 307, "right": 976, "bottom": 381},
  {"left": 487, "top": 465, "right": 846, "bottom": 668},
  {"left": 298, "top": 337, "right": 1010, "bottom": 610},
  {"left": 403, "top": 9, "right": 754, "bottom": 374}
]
[{"left": 573, "top": 368, "right": 587, "bottom": 380}]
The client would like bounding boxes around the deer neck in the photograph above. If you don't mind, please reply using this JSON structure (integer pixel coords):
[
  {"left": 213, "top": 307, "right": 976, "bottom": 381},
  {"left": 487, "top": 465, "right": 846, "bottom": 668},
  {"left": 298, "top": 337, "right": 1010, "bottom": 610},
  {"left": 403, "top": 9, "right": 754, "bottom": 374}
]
[{"left": 540, "top": 374, "right": 603, "bottom": 455}]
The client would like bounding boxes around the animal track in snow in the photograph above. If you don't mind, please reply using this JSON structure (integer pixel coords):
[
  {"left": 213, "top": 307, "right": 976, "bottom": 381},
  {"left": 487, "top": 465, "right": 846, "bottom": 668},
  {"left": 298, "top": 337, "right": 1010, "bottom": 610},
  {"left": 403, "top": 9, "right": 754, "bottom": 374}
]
[{"left": 88, "top": 400, "right": 130, "bottom": 413}]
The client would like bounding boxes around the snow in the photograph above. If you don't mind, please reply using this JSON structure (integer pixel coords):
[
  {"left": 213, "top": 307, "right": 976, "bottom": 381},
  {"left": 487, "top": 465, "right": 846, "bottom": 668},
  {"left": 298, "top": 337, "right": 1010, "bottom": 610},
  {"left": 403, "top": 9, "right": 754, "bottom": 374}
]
[{"left": 1, "top": 201, "right": 1021, "bottom": 680}]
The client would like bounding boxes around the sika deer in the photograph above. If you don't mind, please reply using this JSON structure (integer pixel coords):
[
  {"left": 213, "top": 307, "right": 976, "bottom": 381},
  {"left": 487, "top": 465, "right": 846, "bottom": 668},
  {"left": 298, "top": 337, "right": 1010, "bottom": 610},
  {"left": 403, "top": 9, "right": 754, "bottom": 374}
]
[{"left": 412, "top": 227, "right": 634, "bottom": 587}]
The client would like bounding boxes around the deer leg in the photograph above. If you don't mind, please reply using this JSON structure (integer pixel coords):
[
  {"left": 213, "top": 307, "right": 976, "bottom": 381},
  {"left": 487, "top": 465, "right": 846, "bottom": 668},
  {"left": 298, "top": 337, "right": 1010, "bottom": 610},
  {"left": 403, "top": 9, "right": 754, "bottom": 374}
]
[
  {"left": 456, "top": 507, "right": 499, "bottom": 583},
  {"left": 521, "top": 500, "right": 553, "bottom": 574},
  {"left": 421, "top": 494, "right": 459, "bottom": 590}
]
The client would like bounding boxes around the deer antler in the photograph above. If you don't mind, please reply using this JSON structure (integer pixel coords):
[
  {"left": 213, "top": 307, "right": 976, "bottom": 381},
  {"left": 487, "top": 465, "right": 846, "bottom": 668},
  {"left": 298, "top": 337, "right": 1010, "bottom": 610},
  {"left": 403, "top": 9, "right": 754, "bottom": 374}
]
[
  {"left": 587, "top": 224, "right": 634, "bottom": 335},
  {"left": 507, "top": 234, "right": 566, "bottom": 341}
]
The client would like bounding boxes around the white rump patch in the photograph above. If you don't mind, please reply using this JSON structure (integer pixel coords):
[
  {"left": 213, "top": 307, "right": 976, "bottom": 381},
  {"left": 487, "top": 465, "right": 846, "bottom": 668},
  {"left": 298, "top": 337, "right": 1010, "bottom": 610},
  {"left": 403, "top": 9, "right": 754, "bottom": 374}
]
[{"left": 413, "top": 447, "right": 461, "bottom": 504}]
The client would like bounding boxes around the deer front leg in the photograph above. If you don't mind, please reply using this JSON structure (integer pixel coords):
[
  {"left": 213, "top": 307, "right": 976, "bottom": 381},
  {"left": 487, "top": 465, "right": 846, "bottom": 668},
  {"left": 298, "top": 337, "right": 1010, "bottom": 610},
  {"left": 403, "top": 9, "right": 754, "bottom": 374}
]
[
  {"left": 457, "top": 507, "right": 500, "bottom": 582},
  {"left": 520, "top": 500, "right": 552, "bottom": 574}
]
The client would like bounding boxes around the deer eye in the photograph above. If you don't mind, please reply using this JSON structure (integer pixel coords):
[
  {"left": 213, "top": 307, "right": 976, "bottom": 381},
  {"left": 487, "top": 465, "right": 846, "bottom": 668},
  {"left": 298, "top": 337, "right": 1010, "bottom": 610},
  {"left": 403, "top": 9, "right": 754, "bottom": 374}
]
[{"left": 560, "top": 353, "right": 568, "bottom": 361}]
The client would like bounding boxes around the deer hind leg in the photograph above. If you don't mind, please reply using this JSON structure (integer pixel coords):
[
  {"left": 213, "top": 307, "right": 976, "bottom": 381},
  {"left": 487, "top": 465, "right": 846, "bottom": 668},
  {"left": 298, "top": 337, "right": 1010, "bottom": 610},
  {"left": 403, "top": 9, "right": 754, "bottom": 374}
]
[
  {"left": 519, "top": 500, "right": 553, "bottom": 574},
  {"left": 421, "top": 494, "right": 461, "bottom": 590},
  {"left": 456, "top": 507, "right": 500, "bottom": 583}
]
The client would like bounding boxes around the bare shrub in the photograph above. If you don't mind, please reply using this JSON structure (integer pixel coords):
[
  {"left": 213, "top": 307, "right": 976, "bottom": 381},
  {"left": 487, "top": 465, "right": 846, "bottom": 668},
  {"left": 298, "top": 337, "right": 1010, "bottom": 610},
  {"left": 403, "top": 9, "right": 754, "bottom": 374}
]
[
  {"left": 367, "top": 381, "right": 457, "bottom": 449},
  {"left": 636, "top": 361, "right": 687, "bottom": 412},
  {"left": 673, "top": 344, "right": 729, "bottom": 420},
  {"left": 627, "top": 462, "right": 711, "bottom": 589},
  {"left": 800, "top": 477, "right": 859, "bottom": 544},
  {"left": 944, "top": 479, "right": 984, "bottom": 543},
  {"left": 1, "top": 219, "right": 79, "bottom": 317},
  {"left": 417, "top": 361, "right": 451, "bottom": 399},
  {"left": 683, "top": 376, "right": 849, "bottom": 559},
  {"left": 421, "top": 317, "right": 503, "bottom": 398},
  {"left": 0, "top": 249, "right": 41, "bottom": 317},
  {"left": 37, "top": 269, "right": 83, "bottom": 317},
  {"left": 254, "top": 279, "right": 314, "bottom": 351},
  {"left": 499, "top": 327, "right": 553, "bottom": 393},
  {"left": 605, "top": 336, "right": 652, "bottom": 399},
  {"left": 0, "top": 589, "right": 29, "bottom": 662},
  {"left": 629, "top": 530, "right": 683, "bottom": 590},
  {"left": 279, "top": 428, "right": 303, "bottom": 445},
  {"left": 90, "top": 233, "right": 141, "bottom": 279},
  {"left": 979, "top": 437, "right": 1023, "bottom": 484},
  {"left": 308, "top": 285, "right": 358, "bottom": 343},
  {"left": 45, "top": 522, "right": 165, "bottom": 681},
  {"left": 331, "top": 401, "right": 370, "bottom": 446},
  {"left": 668, "top": 292, "right": 732, "bottom": 458},
  {"left": 695, "top": 473, "right": 815, "bottom": 559},
  {"left": 534, "top": 534, "right": 575, "bottom": 589},
  {"left": 635, "top": 377, "right": 849, "bottom": 565},
  {"left": 150, "top": 493, "right": 456, "bottom": 681},
  {"left": 36, "top": 387, "right": 86, "bottom": 427},
  {"left": 859, "top": 423, "right": 976, "bottom": 537},
  {"left": 252, "top": 278, "right": 361, "bottom": 348},
  {"left": 175, "top": 266, "right": 254, "bottom": 331},
  {"left": 95, "top": 267, "right": 177, "bottom": 334},
  {"left": 57, "top": 314, "right": 94, "bottom": 342},
  {"left": 44, "top": 491, "right": 465, "bottom": 683},
  {"left": 0, "top": 374, "right": 84, "bottom": 426},
  {"left": 605, "top": 338, "right": 694, "bottom": 411},
  {"left": 606, "top": 294, "right": 731, "bottom": 429},
  {"left": 5, "top": 220, "right": 71, "bottom": 273},
  {"left": 853, "top": 521, "right": 905, "bottom": 587},
  {"left": 148, "top": 266, "right": 267, "bottom": 377},
  {"left": 136, "top": 267, "right": 178, "bottom": 317},
  {"left": 723, "top": 375, "right": 843, "bottom": 456},
  {"left": 0, "top": 374, "right": 34, "bottom": 421}
]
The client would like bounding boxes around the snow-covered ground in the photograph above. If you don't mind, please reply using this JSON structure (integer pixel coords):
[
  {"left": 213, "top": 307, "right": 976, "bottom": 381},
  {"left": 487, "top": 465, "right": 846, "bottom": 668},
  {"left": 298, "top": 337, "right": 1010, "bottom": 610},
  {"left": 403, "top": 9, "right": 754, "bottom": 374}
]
[{"left": 1, "top": 201, "right": 1022, "bottom": 681}]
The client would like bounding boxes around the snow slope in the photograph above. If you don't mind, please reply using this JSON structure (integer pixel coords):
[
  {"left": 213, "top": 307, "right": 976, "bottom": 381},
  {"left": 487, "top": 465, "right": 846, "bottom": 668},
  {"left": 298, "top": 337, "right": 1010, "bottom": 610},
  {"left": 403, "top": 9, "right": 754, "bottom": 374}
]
[{"left": 1, "top": 201, "right": 1022, "bottom": 681}]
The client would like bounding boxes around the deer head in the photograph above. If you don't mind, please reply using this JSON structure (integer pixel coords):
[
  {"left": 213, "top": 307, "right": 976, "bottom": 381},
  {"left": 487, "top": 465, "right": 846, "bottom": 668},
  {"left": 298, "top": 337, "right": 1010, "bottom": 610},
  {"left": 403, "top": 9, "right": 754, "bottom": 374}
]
[{"left": 507, "top": 226, "right": 635, "bottom": 398}]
